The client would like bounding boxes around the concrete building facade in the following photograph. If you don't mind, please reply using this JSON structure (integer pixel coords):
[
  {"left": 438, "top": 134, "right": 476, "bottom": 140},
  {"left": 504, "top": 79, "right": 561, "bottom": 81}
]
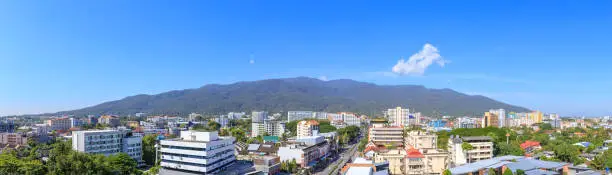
[{"left": 159, "top": 131, "right": 235, "bottom": 175}]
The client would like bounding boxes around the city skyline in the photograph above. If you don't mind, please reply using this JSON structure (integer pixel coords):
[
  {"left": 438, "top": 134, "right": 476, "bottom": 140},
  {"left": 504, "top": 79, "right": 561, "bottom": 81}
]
[{"left": 1, "top": 1, "right": 611, "bottom": 116}]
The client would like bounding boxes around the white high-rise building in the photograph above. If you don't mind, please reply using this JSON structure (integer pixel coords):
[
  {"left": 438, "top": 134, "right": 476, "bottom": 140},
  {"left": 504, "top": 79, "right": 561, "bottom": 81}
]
[
  {"left": 252, "top": 119, "right": 285, "bottom": 137},
  {"left": 72, "top": 130, "right": 143, "bottom": 165},
  {"left": 252, "top": 122, "right": 266, "bottom": 137},
  {"left": 252, "top": 111, "right": 268, "bottom": 123},
  {"left": 386, "top": 107, "right": 409, "bottom": 126},
  {"left": 159, "top": 131, "right": 235, "bottom": 175},
  {"left": 265, "top": 119, "right": 286, "bottom": 137}
]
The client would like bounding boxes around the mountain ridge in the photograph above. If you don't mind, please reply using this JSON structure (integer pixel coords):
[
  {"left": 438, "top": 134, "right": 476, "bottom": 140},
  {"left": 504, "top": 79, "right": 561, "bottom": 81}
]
[{"left": 49, "top": 77, "right": 530, "bottom": 117}]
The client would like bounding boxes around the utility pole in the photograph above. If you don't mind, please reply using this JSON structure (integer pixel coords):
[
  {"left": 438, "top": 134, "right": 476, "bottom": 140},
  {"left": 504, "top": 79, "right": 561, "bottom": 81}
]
[{"left": 506, "top": 133, "right": 510, "bottom": 144}]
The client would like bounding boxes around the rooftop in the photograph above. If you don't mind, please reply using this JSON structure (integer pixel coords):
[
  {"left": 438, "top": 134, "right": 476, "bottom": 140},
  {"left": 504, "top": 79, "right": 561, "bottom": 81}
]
[{"left": 448, "top": 156, "right": 570, "bottom": 175}]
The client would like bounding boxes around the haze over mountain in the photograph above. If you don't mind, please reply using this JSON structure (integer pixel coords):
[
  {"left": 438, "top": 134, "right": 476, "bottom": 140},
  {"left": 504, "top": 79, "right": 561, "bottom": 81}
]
[{"left": 47, "top": 77, "right": 530, "bottom": 117}]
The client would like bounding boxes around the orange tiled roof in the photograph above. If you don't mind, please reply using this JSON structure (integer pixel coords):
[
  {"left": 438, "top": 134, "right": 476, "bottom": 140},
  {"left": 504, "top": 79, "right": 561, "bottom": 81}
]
[
  {"left": 406, "top": 147, "right": 424, "bottom": 158},
  {"left": 520, "top": 140, "right": 541, "bottom": 150}
]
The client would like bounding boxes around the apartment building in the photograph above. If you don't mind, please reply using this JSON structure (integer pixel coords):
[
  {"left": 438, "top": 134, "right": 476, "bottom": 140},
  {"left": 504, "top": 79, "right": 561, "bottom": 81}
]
[
  {"left": 385, "top": 107, "right": 409, "bottom": 127},
  {"left": 405, "top": 148, "right": 425, "bottom": 175},
  {"left": 252, "top": 119, "right": 286, "bottom": 137},
  {"left": 98, "top": 115, "right": 120, "bottom": 127},
  {"left": 404, "top": 131, "right": 448, "bottom": 175},
  {"left": 0, "top": 133, "right": 27, "bottom": 145},
  {"left": 159, "top": 131, "right": 236, "bottom": 175},
  {"left": 47, "top": 117, "right": 72, "bottom": 131},
  {"left": 252, "top": 122, "right": 266, "bottom": 137},
  {"left": 252, "top": 111, "right": 268, "bottom": 123},
  {"left": 369, "top": 125, "right": 403, "bottom": 146},
  {"left": 0, "top": 120, "right": 15, "bottom": 133},
  {"left": 405, "top": 131, "right": 437, "bottom": 149},
  {"left": 448, "top": 136, "right": 493, "bottom": 167},
  {"left": 482, "top": 112, "right": 499, "bottom": 128},
  {"left": 72, "top": 130, "right": 143, "bottom": 165},
  {"left": 297, "top": 120, "right": 319, "bottom": 138},
  {"left": 488, "top": 109, "right": 506, "bottom": 127},
  {"left": 264, "top": 120, "right": 286, "bottom": 137},
  {"left": 70, "top": 118, "right": 84, "bottom": 128}
]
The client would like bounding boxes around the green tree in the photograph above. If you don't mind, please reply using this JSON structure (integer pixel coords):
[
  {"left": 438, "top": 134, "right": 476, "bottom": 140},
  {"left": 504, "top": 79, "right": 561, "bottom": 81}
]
[
  {"left": 503, "top": 168, "right": 513, "bottom": 175},
  {"left": 462, "top": 142, "right": 474, "bottom": 151},
  {"left": 142, "top": 134, "right": 158, "bottom": 165},
  {"left": 443, "top": 169, "right": 452, "bottom": 175},
  {"left": 256, "top": 135, "right": 264, "bottom": 143},
  {"left": 289, "top": 158, "right": 298, "bottom": 173},
  {"left": 538, "top": 123, "right": 553, "bottom": 130},
  {"left": 516, "top": 169, "right": 525, "bottom": 175},
  {"left": 207, "top": 121, "right": 221, "bottom": 131},
  {"left": 230, "top": 128, "right": 247, "bottom": 142},
  {"left": 108, "top": 153, "right": 137, "bottom": 175},
  {"left": 488, "top": 168, "right": 497, "bottom": 175},
  {"left": 496, "top": 143, "right": 524, "bottom": 156}
]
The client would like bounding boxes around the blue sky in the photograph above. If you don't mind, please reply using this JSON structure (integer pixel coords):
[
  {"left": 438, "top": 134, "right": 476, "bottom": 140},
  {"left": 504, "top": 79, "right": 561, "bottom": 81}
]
[{"left": 1, "top": 1, "right": 611, "bottom": 116}]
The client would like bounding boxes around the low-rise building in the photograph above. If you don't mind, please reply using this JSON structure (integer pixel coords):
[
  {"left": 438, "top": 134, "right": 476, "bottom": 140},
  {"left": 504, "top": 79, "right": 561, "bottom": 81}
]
[
  {"left": 0, "top": 132, "right": 27, "bottom": 145},
  {"left": 447, "top": 155, "right": 596, "bottom": 175},
  {"left": 405, "top": 131, "right": 437, "bottom": 149},
  {"left": 448, "top": 136, "right": 493, "bottom": 167},
  {"left": 159, "top": 131, "right": 235, "bottom": 175},
  {"left": 341, "top": 157, "right": 389, "bottom": 175},
  {"left": 46, "top": 117, "right": 72, "bottom": 131},
  {"left": 278, "top": 140, "right": 330, "bottom": 168},
  {"left": 369, "top": 125, "right": 403, "bottom": 146},
  {"left": 72, "top": 129, "right": 144, "bottom": 165},
  {"left": 98, "top": 115, "right": 120, "bottom": 127},
  {"left": 254, "top": 156, "right": 281, "bottom": 175},
  {"left": 126, "top": 121, "right": 140, "bottom": 128}
]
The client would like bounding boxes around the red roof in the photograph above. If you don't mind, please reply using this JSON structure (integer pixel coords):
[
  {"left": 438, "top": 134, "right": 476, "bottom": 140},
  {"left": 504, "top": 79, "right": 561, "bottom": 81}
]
[
  {"left": 405, "top": 147, "right": 424, "bottom": 158},
  {"left": 520, "top": 140, "right": 541, "bottom": 150}
]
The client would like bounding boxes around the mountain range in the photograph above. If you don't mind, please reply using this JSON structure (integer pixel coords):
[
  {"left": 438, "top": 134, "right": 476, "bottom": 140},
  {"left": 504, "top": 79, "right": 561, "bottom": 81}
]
[{"left": 52, "top": 77, "right": 530, "bottom": 117}]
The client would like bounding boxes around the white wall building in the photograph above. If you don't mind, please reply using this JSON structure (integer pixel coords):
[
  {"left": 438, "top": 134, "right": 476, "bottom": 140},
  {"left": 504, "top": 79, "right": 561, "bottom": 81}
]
[
  {"left": 159, "top": 131, "right": 235, "bottom": 175},
  {"left": 448, "top": 136, "right": 493, "bottom": 167},
  {"left": 287, "top": 111, "right": 314, "bottom": 122},
  {"left": 386, "top": 107, "right": 409, "bottom": 127},
  {"left": 252, "top": 111, "right": 268, "bottom": 123},
  {"left": 340, "top": 112, "right": 361, "bottom": 126},
  {"left": 72, "top": 130, "right": 143, "bottom": 165}
]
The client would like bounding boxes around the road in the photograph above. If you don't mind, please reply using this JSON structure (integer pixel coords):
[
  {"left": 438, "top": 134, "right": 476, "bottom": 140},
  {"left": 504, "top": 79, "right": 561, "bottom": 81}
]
[{"left": 317, "top": 133, "right": 363, "bottom": 175}]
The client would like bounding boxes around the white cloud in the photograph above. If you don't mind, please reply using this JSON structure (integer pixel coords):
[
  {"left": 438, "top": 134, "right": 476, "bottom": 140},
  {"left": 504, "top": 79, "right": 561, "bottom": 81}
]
[
  {"left": 249, "top": 59, "right": 255, "bottom": 64},
  {"left": 392, "top": 43, "right": 447, "bottom": 76},
  {"left": 318, "top": 76, "right": 328, "bottom": 81}
]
